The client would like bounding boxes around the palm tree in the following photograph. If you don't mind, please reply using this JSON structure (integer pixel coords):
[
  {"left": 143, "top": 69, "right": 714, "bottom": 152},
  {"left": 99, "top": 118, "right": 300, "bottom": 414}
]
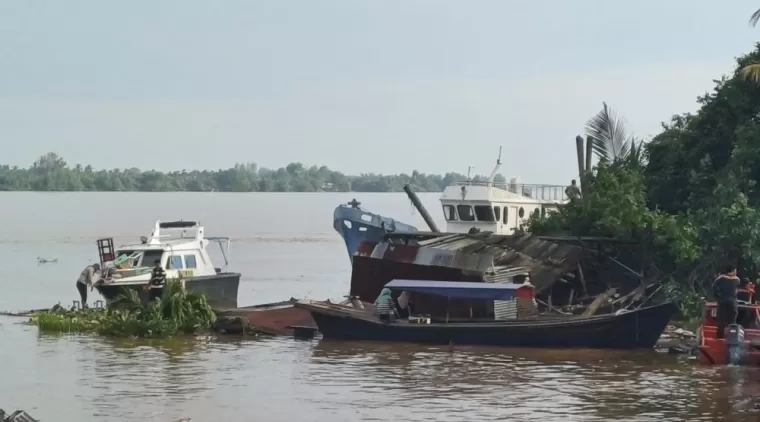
[
  {"left": 740, "top": 8, "right": 760, "bottom": 82},
  {"left": 585, "top": 102, "right": 641, "bottom": 163}
]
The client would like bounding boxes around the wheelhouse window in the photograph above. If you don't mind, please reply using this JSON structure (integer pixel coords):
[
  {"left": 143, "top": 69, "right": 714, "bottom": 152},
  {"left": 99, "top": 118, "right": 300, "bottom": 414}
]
[
  {"left": 457, "top": 205, "right": 475, "bottom": 222},
  {"left": 184, "top": 255, "right": 197, "bottom": 269},
  {"left": 474, "top": 205, "right": 495, "bottom": 222},
  {"left": 442, "top": 205, "right": 458, "bottom": 221},
  {"left": 167, "top": 255, "right": 184, "bottom": 269},
  {"left": 140, "top": 250, "right": 164, "bottom": 267},
  {"left": 493, "top": 206, "right": 501, "bottom": 222},
  {"left": 503, "top": 207, "right": 508, "bottom": 224}
]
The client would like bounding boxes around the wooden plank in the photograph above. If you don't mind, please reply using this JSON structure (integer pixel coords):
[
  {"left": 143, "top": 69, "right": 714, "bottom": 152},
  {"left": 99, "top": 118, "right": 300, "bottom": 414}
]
[
  {"left": 577, "top": 263, "right": 588, "bottom": 297},
  {"left": 581, "top": 288, "right": 617, "bottom": 316}
]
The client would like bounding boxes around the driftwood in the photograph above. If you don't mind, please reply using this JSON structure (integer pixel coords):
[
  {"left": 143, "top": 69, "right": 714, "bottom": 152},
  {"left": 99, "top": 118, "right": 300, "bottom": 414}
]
[
  {"left": 582, "top": 288, "right": 617, "bottom": 316},
  {"left": 609, "top": 282, "right": 650, "bottom": 308}
]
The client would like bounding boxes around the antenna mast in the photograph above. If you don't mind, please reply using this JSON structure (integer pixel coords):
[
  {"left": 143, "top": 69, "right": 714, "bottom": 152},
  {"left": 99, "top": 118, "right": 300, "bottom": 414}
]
[{"left": 487, "top": 146, "right": 503, "bottom": 186}]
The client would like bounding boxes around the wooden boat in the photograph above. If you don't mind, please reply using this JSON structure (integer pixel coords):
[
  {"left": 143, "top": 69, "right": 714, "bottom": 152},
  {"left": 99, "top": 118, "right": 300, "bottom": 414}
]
[
  {"left": 697, "top": 288, "right": 760, "bottom": 365},
  {"left": 295, "top": 279, "right": 679, "bottom": 349},
  {"left": 215, "top": 299, "right": 315, "bottom": 336}
]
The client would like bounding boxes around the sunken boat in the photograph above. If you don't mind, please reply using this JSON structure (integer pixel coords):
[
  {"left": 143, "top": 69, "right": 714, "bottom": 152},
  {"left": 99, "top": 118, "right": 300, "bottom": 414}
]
[
  {"left": 296, "top": 279, "right": 679, "bottom": 349},
  {"left": 94, "top": 220, "right": 240, "bottom": 309}
]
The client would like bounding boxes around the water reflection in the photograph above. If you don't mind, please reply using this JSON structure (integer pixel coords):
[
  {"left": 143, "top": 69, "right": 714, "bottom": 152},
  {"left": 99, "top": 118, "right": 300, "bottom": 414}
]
[{"left": 308, "top": 340, "right": 760, "bottom": 422}]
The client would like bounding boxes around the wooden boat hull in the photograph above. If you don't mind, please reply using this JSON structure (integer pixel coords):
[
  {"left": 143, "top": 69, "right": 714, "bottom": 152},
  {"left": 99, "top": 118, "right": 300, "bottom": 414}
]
[
  {"left": 215, "top": 300, "right": 315, "bottom": 335},
  {"left": 95, "top": 272, "right": 241, "bottom": 309},
  {"left": 297, "top": 301, "right": 679, "bottom": 349}
]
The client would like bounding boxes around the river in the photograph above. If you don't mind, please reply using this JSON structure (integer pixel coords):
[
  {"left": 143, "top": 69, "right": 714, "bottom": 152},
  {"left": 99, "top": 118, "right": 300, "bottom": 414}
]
[{"left": 0, "top": 192, "right": 758, "bottom": 422}]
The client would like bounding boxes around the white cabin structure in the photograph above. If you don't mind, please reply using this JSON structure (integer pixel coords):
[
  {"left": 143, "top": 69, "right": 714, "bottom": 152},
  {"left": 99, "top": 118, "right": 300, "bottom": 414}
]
[
  {"left": 439, "top": 150, "right": 570, "bottom": 235},
  {"left": 97, "top": 220, "right": 230, "bottom": 285}
]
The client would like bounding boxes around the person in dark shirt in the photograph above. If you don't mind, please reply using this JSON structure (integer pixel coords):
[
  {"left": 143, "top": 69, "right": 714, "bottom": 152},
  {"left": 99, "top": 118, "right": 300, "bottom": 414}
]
[
  {"left": 148, "top": 259, "right": 166, "bottom": 302},
  {"left": 712, "top": 264, "right": 740, "bottom": 339}
]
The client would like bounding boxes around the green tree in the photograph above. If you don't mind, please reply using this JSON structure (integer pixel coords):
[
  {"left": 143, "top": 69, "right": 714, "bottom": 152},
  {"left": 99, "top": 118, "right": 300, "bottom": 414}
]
[{"left": 0, "top": 154, "right": 472, "bottom": 193}]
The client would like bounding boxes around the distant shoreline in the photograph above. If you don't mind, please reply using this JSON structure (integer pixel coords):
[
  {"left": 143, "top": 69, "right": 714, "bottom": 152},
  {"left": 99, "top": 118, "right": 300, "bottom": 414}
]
[
  {"left": 0, "top": 189, "right": 436, "bottom": 193},
  {"left": 1, "top": 152, "right": 501, "bottom": 193}
]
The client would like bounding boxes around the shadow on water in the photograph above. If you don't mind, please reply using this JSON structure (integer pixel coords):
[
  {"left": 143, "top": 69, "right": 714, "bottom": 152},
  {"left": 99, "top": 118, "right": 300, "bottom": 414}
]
[{"left": 309, "top": 340, "right": 760, "bottom": 422}]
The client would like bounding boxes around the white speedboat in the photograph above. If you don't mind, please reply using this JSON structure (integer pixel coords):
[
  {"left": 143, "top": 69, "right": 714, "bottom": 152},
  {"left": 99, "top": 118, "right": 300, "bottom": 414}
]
[{"left": 94, "top": 220, "right": 240, "bottom": 309}]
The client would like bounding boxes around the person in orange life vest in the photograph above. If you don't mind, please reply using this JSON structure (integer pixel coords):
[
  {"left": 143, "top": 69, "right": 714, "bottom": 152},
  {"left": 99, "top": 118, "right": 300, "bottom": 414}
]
[{"left": 712, "top": 264, "right": 740, "bottom": 339}]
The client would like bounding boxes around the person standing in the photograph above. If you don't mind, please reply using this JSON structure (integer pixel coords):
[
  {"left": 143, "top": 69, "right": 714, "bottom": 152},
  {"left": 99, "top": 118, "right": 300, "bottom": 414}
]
[
  {"left": 397, "top": 290, "right": 412, "bottom": 318},
  {"left": 712, "top": 264, "right": 741, "bottom": 339},
  {"left": 76, "top": 263, "right": 100, "bottom": 308},
  {"left": 148, "top": 259, "right": 166, "bottom": 302},
  {"left": 565, "top": 179, "right": 582, "bottom": 200}
]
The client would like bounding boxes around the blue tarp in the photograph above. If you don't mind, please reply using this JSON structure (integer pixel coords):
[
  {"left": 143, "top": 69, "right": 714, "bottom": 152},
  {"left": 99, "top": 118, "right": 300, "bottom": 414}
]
[{"left": 384, "top": 279, "right": 529, "bottom": 301}]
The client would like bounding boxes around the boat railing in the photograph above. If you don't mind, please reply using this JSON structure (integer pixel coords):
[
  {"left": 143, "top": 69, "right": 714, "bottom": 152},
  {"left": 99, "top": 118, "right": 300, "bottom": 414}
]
[
  {"left": 450, "top": 181, "right": 569, "bottom": 201},
  {"left": 206, "top": 236, "right": 231, "bottom": 271}
]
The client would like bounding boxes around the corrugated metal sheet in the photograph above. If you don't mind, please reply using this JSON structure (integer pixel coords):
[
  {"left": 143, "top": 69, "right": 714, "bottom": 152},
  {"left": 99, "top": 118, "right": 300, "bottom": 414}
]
[
  {"left": 485, "top": 265, "right": 529, "bottom": 283},
  {"left": 494, "top": 300, "right": 518, "bottom": 320},
  {"left": 412, "top": 234, "right": 584, "bottom": 293}
]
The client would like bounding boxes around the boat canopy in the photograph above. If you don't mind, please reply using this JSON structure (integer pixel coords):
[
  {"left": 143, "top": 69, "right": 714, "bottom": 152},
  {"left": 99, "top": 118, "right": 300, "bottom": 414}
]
[{"left": 385, "top": 279, "right": 529, "bottom": 301}]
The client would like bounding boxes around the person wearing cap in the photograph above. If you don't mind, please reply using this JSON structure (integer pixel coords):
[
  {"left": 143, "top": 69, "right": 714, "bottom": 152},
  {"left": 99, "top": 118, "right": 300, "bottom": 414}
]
[
  {"left": 76, "top": 263, "right": 100, "bottom": 308},
  {"left": 147, "top": 259, "right": 166, "bottom": 302}
]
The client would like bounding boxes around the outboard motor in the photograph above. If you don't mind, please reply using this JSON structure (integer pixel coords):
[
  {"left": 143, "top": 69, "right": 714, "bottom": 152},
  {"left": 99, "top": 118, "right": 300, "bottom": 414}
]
[{"left": 726, "top": 323, "right": 745, "bottom": 365}]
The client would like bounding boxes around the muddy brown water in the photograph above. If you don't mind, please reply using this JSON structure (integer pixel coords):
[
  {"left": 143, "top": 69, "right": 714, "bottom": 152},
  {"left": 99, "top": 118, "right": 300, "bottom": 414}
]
[{"left": 1, "top": 192, "right": 758, "bottom": 421}]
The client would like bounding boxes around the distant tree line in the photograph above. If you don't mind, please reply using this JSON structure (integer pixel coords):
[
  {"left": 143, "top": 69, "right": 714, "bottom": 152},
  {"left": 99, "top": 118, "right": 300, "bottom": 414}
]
[{"left": 0, "top": 153, "right": 508, "bottom": 192}]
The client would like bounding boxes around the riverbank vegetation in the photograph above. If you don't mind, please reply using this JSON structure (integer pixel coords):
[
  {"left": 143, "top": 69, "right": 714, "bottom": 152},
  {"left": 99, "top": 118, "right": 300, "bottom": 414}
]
[
  {"left": 0, "top": 154, "right": 494, "bottom": 193},
  {"left": 30, "top": 281, "right": 216, "bottom": 337},
  {"left": 528, "top": 43, "right": 760, "bottom": 319}
]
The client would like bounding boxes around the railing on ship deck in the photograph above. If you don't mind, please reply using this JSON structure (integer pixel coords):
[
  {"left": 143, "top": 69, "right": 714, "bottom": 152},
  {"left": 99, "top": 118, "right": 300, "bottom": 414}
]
[{"left": 451, "top": 181, "right": 569, "bottom": 202}]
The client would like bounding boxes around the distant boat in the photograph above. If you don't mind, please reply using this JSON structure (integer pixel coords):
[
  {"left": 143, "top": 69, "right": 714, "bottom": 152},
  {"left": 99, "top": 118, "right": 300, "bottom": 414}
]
[
  {"left": 333, "top": 148, "right": 571, "bottom": 261},
  {"left": 36, "top": 257, "right": 58, "bottom": 264}
]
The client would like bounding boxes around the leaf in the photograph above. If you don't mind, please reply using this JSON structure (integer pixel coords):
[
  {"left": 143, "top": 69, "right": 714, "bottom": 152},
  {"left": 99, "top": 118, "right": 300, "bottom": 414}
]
[
  {"left": 739, "top": 63, "right": 760, "bottom": 84},
  {"left": 584, "top": 102, "right": 637, "bottom": 163}
]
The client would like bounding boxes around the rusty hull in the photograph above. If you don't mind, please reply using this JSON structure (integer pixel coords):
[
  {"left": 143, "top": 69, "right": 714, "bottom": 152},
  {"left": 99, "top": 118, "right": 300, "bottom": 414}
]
[{"left": 216, "top": 300, "right": 315, "bottom": 336}]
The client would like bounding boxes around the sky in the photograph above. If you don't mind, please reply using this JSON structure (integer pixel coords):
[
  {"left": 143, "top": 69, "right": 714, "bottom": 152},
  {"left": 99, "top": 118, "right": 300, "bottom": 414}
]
[{"left": 1, "top": 1, "right": 759, "bottom": 183}]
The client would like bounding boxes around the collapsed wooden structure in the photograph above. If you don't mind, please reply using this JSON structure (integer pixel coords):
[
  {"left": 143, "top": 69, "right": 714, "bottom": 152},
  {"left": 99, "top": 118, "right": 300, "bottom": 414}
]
[{"left": 349, "top": 232, "right": 662, "bottom": 320}]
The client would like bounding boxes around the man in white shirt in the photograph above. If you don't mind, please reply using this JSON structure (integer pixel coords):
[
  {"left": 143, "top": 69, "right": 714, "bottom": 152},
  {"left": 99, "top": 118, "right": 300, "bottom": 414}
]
[{"left": 76, "top": 263, "right": 100, "bottom": 308}]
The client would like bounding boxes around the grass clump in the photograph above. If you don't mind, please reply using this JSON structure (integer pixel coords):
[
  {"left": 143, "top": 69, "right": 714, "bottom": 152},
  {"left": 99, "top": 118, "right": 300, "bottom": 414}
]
[{"left": 30, "top": 281, "right": 216, "bottom": 337}]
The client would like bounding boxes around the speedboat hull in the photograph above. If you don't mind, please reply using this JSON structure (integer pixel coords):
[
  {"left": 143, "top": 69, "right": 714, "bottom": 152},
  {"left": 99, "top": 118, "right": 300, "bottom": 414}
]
[
  {"left": 296, "top": 301, "right": 679, "bottom": 349},
  {"left": 95, "top": 272, "right": 240, "bottom": 309}
]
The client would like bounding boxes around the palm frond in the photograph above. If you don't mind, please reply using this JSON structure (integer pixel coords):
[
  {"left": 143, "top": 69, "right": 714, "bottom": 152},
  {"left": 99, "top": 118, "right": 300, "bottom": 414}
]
[
  {"left": 584, "top": 102, "right": 632, "bottom": 163},
  {"left": 750, "top": 8, "right": 760, "bottom": 27},
  {"left": 740, "top": 63, "right": 760, "bottom": 84}
]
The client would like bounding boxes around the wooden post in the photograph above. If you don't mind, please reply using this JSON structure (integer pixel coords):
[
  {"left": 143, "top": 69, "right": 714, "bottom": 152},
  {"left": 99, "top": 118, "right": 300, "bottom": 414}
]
[
  {"left": 575, "top": 136, "right": 586, "bottom": 185},
  {"left": 446, "top": 297, "right": 450, "bottom": 323},
  {"left": 577, "top": 263, "right": 588, "bottom": 297}
]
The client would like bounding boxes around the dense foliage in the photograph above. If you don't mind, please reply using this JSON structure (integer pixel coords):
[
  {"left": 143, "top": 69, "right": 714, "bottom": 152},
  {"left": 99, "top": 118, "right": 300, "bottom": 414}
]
[
  {"left": 0, "top": 153, "right": 499, "bottom": 192},
  {"left": 30, "top": 281, "right": 216, "bottom": 337},
  {"left": 528, "top": 43, "right": 760, "bottom": 316}
]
